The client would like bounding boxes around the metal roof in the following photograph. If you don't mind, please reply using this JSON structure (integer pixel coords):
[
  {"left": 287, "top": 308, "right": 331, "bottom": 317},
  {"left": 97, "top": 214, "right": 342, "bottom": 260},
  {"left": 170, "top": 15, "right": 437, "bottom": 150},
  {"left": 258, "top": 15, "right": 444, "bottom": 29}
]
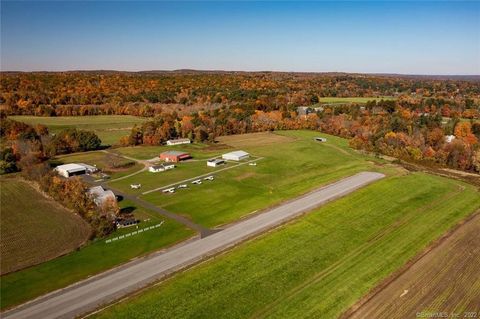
[
  {"left": 55, "top": 163, "right": 86, "bottom": 172},
  {"left": 223, "top": 150, "right": 249, "bottom": 157}
]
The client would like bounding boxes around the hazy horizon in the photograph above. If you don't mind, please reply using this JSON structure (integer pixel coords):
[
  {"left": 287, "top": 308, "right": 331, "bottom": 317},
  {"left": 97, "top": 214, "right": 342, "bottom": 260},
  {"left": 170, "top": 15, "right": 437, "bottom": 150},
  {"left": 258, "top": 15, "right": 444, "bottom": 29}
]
[{"left": 1, "top": 1, "right": 479, "bottom": 75}]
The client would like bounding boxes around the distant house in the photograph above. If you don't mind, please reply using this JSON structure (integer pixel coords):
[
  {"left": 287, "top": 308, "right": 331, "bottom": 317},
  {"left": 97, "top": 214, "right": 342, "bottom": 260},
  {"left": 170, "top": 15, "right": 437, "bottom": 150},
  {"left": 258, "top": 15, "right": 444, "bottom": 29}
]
[
  {"left": 297, "top": 106, "right": 312, "bottom": 116},
  {"left": 207, "top": 159, "right": 225, "bottom": 167},
  {"left": 314, "top": 137, "right": 327, "bottom": 142},
  {"left": 149, "top": 163, "right": 175, "bottom": 173},
  {"left": 55, "top": 163, "right": 86, "bottom": 178},
  {"left": 88, "top": 186, "right": 116, "bottom": 206},
  {"left": 222, "top": 150, "right": 250, "bottom": 161},
  {"left": 166, "top": 138, "right": 191, "bottom": 146},
  {"left": 116, "top": 218, "right": 139, "bottom": 228},
  {"left": 160, "top": 151, "right": 191, "bottom": 163},
  {"left": 445, "top": 135, "right": 456, "bottom": 143}
]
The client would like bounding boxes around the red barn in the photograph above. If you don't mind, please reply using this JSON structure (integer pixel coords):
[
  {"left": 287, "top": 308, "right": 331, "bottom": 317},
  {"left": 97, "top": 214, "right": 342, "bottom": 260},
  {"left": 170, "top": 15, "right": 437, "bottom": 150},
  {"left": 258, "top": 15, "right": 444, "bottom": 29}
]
[{"left": 160, "top": 151, "right": 191, "bottom": 163}]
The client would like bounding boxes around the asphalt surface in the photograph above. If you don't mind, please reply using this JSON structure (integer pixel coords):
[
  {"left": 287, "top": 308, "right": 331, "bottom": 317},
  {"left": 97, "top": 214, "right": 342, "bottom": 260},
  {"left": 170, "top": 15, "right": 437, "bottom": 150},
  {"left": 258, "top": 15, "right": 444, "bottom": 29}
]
[{"left": 2, "top": 171, "right": 384, "bottom": 319}]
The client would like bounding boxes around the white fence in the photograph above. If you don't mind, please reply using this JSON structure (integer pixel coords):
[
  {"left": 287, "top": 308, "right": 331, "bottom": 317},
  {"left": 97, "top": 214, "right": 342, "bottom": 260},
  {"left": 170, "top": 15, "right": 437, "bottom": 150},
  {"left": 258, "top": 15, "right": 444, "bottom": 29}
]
[{"left": 105, "top": 221, "right": 164, "bottom": 244}]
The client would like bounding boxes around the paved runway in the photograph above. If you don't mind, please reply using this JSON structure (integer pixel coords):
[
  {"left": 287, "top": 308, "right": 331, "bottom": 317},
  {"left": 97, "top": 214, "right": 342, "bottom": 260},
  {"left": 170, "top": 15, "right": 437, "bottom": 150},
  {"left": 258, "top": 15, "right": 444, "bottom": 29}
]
[{"left": 2, "top": 172, "right": 384, "bottom": 319}]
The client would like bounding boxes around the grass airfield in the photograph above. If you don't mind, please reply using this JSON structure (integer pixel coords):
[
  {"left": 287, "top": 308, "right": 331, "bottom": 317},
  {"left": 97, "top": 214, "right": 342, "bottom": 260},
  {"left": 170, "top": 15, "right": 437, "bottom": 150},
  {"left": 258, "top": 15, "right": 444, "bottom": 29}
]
[
  {"left": 2, "top": 129, "right": 479, "bottom": 318},
  {"left": 93, "top": 172, "right": 480, "bottom": 319}
]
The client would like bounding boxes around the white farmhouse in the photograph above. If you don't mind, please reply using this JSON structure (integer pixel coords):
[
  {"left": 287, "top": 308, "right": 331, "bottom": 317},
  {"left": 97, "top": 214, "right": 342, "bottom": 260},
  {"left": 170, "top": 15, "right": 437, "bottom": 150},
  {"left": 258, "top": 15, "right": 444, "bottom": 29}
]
[{"left": 222, "top": 150, "right": 250, "bottom": 161}]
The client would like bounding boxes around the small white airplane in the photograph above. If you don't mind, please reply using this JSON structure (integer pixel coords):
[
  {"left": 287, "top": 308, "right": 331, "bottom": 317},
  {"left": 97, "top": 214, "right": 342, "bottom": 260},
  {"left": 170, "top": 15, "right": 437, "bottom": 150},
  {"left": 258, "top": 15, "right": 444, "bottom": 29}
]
[
  {"left": 191, "top": 179, "right": 202, "bottom": 185},
  {"left": 130, "top": 184, "right": 141, "bottom": 189},
  {"left": 203, "top": 176, "right": 214, "bottom": 181},
  {"left": 249, "top": 162, "right": 257, "bottom": 166},
  {"left": 162, "top": 187, "right": 175, "bottom": 193},
  {"left": 177, "top": 184, "right": 188, "bottom": 189}
]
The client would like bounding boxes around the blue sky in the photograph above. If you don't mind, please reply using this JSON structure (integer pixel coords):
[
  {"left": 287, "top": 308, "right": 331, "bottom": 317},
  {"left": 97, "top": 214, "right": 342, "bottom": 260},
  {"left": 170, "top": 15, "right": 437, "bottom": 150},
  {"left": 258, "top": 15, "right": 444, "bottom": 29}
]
[{"left": 1, "top": 1, "right": 479, "bottom": 74}]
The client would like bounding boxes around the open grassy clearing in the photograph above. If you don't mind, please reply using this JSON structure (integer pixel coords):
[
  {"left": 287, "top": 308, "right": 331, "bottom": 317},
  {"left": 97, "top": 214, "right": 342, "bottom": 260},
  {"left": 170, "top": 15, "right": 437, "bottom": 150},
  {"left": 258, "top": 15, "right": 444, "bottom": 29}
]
[
  {"left": 347, "top": 212, "right": 480, "bottom": 319},
  {"left": 52, "top": 151, "right": 143, "bottom": 180},
  {"left": 109, "top": 159, "right": 235, "bottom": 195},
  {"left": 113, "top": 142, "right": 230, "bottom": 160},
  {"left": 93, "top": 172, "right": 480, "bottom": 319},
  {"left": 318, "top": 96, "right": 396, "bottom": 104},
  {"left": 0, "top": 177, "right": 91, "bottom": 275},
  {"left": 9, "top": 115, "right": 147, "bottom": 146},
  {"left": 0, "top": 198, "right": 194, "bottom": 309},
  {"left": 133, "top": 131, "right": 383, "bottom": 227}
]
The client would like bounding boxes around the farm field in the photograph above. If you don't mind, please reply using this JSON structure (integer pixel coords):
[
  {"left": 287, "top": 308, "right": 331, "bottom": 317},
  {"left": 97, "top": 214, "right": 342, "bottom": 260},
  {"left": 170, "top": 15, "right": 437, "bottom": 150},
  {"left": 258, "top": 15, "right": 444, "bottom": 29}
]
[
  {"left": 131, "top": 131, "right": 382, "bottom": 227},
  {"left": 93, "top": 172, "right": 480, "bottom": 319},
  {"left": 0, "top": 177, "right": 91, "bottom": 275},
  {"left": 346, "top": 212, "right": 480, "bottom": 319},
  {"left": 0, "top": 198, "right": 194, "bottom": 309},
  {"left": 9, "top": 115, "right": 148, "bottom": 146}
]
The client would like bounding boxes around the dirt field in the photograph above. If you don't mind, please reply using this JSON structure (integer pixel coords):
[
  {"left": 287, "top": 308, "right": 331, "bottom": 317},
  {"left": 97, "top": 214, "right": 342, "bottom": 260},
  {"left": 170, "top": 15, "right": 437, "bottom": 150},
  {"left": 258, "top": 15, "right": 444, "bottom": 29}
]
[
  {"left": 216, "top": 131, "right": 295, "bottom": 148},
  {"left": 0, "top": 177, "right": 91, "bottom": 274},
  {"left": 345, "top": 212, "right": 480, "bottom": 319}
]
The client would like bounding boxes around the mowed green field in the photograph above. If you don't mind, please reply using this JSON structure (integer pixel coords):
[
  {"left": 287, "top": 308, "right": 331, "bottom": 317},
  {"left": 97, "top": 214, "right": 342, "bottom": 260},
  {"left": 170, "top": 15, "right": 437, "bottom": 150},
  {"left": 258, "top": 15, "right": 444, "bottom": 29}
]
[
  {"left": 114, "top": 131, "right": 382, "bottom": 227},
  {"left": 0, "top": 198, "right": 193, "bottom": 309},
  {"left": 9, "top": 115, "right": 148, "bottom": 146},
  {"left": 93, "top": 172, "right": 480, "bottom": 319},
  {"left": 0, "top": 177, "right": 91, "bottom": 275},
  {"left": 113, "top": 143, "right": 228, "bottom": 160}
]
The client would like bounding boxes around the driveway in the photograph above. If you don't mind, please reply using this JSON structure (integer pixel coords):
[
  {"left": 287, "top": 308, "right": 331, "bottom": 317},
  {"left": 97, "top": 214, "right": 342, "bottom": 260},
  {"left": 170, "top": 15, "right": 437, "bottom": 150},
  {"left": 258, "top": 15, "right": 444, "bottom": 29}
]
[{"left": 2, "top": 172, "right": 385, "bottom": 319}]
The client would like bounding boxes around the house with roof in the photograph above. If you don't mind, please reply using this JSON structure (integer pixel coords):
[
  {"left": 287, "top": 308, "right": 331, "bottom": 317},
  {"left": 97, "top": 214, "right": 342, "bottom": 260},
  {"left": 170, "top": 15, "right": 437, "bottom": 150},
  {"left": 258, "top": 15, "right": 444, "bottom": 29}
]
[
  {"left": 160, "top": 151, "right": 191, "bottom": 162},
  {"left": 149, "top": 163, "right": 175, "bottom": 173},
  {"left": 88, "top": 186, "right": 116, "bottom": 206}
]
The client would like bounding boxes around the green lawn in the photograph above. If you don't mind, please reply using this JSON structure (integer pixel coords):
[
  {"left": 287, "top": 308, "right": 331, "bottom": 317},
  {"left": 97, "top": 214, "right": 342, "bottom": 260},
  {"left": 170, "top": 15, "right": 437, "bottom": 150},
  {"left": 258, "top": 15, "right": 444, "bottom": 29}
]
[
  {"left": 9, "top": 115, "right": 148, "bottom": 146},
  {"left": 113, "top": 143, "right": 228, "bottom": 160},
  {"left": 109, "top": 160, "right": 229, "bottom": 195},
  {"left": 93, "top": 172, "right": 480, "bottom": 319},
  {"left": 130, "top": 131, "right": 383, "bottom": 227},
  {"left": 0, "top": 199, "right": 194, "bottom": 309}
]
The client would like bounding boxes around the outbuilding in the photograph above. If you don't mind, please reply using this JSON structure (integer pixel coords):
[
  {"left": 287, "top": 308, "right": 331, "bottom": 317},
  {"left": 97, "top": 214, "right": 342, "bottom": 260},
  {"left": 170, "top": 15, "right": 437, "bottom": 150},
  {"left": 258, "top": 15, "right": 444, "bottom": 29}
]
[
  {"left": 77, "top": 163, "right": 98, "bottom": 174},
  {"left": 88, "top": 186, "right": 116, "bottom": 206},
  {"left": 222, "top": 150, "right": 250, "bottom": 161},
  {"left": 166, "top": 138, "right": 191, "bottom": 146},
  {"left": 445, "top": 135, "right": 456, "bottom": 143},
  {"left": 207, "top": 159, "right": 225, "bottom": 167},
  {"left": 55, "top": 163, "right": 87, "bottom": 178},
  {"left": 149, "top": 163, "right": 175, "bottom": 173},
  {"left": 160, "top": 151, "right": 191, "bottom": 163}
]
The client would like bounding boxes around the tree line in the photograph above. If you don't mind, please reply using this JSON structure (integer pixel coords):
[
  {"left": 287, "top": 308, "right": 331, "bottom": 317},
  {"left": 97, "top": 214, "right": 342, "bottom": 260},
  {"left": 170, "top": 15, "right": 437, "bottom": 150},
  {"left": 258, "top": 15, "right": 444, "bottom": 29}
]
[
  {"left": 0, "top": 118, "right": 117, "bottom": 236},
  {"left": 122, "top": 101, "right": 480, "bottom": 172},
  {"left": 1, "top": 72, "right": 479, "bottom": 117}
]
